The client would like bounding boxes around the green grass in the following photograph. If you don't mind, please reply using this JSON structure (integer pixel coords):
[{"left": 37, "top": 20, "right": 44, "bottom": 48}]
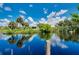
[{"left": 0, "top": 27, "right": 37, "bottom": 34}]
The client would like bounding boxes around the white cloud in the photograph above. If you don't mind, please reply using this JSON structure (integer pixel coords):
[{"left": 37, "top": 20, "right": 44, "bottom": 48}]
[
  {"left": 19, "top": 10, "right": 26, "bottom": 15},
  {"left": 25, "top": 19, "right": 28, "bottom": 22},
  {"left": 43, "top": 8, "right": 48, "bottom": 14},
  {"left": 28, "top": 17, "right": 34, "bottom": 23},
  {"left": 47, "top": 11, "right": 56, "bottom": 18},
  {"left": 4, "top": 18, "right": 10, "bottom": 23},
  {"left": 38, "top": 10, "right": 68, "bottom": 27},
  {"left": 47, "top": 9, "right": 68, "bottom": 18},
  {"left": 0, "top": 3, "right": 3, "bottom": 8},
  {"left": 19, "top": 15, "right": 25, "bottom": 19},
  {"left": 57, "top": 16, "right": 67, "bottom": 21},
  {"left": 47, "top": 9, "right": 68, "bottom": 26},
  {"left": 0, "top": 18, "right": 10, "bottom": 26},
  {"left": 0, "top": 4, "right": 12, "bottom": 11},
  {"left": 4, "top": 6, "right": 12, "bottom": 11},
  {"left": 28, "top": 17, "right": 37, "bottom": 27},
  {"left": 0, "top": 18, "right": 10, "bottom": 23},
  {"left": 56, "top": 10, "right": 68, "bottom": 16},
  {"left": 47, "top": 16, "right": 67, "bottom": 27},
  {"left": 8, "top": 15, "right": 13, "bottom": 18},
  {"left": 47, "top": 18, "right": 59, "bottom": 27},
  {"left": 39, "top": 18, "right": 47, "bottom": 24}
]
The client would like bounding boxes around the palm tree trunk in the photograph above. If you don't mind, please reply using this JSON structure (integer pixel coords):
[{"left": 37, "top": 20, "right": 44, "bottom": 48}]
[{"left": 46, "top": 40, "right": 51, "bottom": 55}]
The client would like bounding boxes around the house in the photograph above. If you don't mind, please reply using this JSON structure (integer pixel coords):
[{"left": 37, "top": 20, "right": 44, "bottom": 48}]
[
  {"left": 17, "top": 23, "right": 23, "bottom": 28},
  {"left": 29, "top": 24, "right": 37, "bottom": 29}
]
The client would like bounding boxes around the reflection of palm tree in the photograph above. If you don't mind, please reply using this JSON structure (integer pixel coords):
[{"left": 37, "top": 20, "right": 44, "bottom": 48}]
[
  {"left": 17, "top": 35, "right": 31, "bottom": 48},
  {"left": 8, "top": 35, "right": 17, "bottom": 44},
  {"left": 38, "top": 32, "right": 52, "bottom": 55}
]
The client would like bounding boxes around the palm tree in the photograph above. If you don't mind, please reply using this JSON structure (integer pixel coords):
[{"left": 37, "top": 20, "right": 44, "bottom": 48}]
[
  {"left": 8, "top": 22, "right": 17, "bottom": 29},
  {"left": 71, "top": 13, "right": 79, "bottom": 23},
  {"left": 71, "top": 5, "right": 79, "bottom": 23},
  {"left": 16, "top": 17, "right": 24, "bottom": 24},
  {"left": 21, "top": 22, "right": 29, "bottom": 28},
  {"left": 16, "top": 17, "right": 29, "bottom": 28},
  {"left": 71, "top": 13, "right": 79, "bottom": 33}
]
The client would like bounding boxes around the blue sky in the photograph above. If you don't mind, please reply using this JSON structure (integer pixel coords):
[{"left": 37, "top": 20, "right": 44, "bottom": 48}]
[{"left": 0, "top": 3, "right": 79, "bottom": 22}]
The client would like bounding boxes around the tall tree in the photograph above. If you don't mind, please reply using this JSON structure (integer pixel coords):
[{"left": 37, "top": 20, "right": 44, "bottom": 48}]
[
  {"left": 71, "top": 13, "right": 79, "bottom": 23},
  {"left": 16, "top": 17, "right": 24, "bottom": 24},
  {"left": 38, "top": 23, "right": 52, "bottom": 33},
  {"left": 8, "top": 22, "right": 17, "bottom": 29},
  {"left": 16, "top": 17, "right": 29, "bottom": 28},
  {"left": 21, "top": 22, "right": 29, "bottom": 27}
]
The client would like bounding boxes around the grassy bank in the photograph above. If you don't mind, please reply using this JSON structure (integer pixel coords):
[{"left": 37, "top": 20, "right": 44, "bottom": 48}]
[{"left": 0, "top": 27, "right": 38, "bottom": 34}]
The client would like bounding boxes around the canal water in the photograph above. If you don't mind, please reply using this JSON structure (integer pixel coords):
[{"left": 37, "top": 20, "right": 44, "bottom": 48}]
[{"left": 0, "top": 33, "right": 79, "bottom": 55}]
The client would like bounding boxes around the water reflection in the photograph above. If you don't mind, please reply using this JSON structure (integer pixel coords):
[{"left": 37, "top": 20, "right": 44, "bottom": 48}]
[
  {"left": 38, "top": 32, "right": 52, "bottom": 55},
  {"left": 57, "top": 32, "right": 79, "bottom": 42},
  {"left": 51, "top": 34, "right": 68, "bottom": 48},
  {"left": 7, "top": 34, "right": 32, "bottom": 48},
  {"left": 0, "top": 33, "right": 11, "bottom": 40},
  {"left": 17, "top": 35, "right": 31, "bottom": 48},
  {"left": 38, "top": 32, "right": 52, "bottom": 40},
  {"left": 0, "top": 32, "right": 79, "bottom": 55},
  {"left": 8, "top": 35, "right": 17, "bottom": 44}
]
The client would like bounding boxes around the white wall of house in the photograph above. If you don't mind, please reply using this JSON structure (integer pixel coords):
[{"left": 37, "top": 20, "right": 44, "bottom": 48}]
[{"left": 17, "top": 23, "right": 23, "bottom": 28}]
